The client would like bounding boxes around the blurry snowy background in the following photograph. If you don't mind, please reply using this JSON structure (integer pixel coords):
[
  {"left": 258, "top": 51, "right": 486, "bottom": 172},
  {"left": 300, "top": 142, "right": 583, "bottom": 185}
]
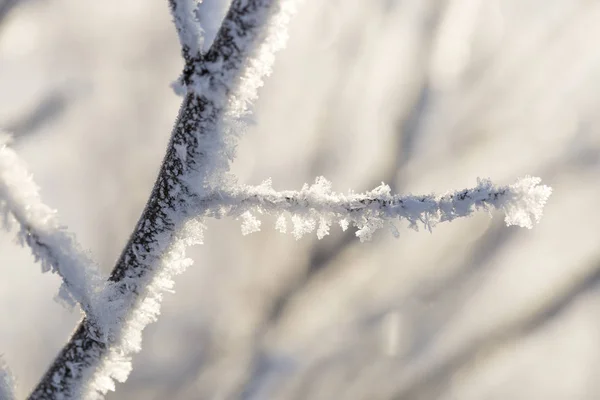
[{"left": 2, "top": 0, "right": 600, "bottom": 398}]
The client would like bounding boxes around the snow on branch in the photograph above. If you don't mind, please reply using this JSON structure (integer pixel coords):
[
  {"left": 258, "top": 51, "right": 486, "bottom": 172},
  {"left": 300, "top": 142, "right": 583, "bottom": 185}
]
[
  {"left": 28, "top": 1, "right": 301, "bottom": 399},
  {"left": 24, "top": 0, "right": 551, "bottom": 398},
  {"left": 168, "top": 0, "right": 231, "bottom": 56},
  {"left": 169, "top": 0, "right": 300, "bottom": 198},
  {"left": 0, "top": 356, "right": 15, "bottom": 400},
  {"left": 0, "top": 134, "right": 104, "bottom": 315},
  {"left": 182, "top": 0, "right": 298, "bottom": 114},
  {"left": 169, "top": 0, "right": 205, "bottom": 57},
  {"left": 169, "top": 0, "right": 205, "bottom": 94},
  {"left": 195, "top": 176, "right": 552, "bottom": 242}
]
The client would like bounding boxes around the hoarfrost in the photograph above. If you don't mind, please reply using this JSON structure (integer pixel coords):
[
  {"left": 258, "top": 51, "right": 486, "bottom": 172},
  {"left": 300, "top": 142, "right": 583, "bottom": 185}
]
[
  {"left": 240, "top": 211, "right": 262, "bottom": 235},
  {"left": 0, "top": 133, "right": 105, "bottom": 315},
  {"left": 23, "top": 0, "right": 552, "bottom": 398},
  {"left": 85, "top": 218, "right": 204, "bottom": 399},
  {"left": 188, "top": 176, "right": 552, "bottom": 242},
  {"left": 317, "top": 216, "right": 331, "bottom": 240},
  {"left": 291, "top": 214, "right": 316, "bottom": 240},
  {"left": 502, "top": 176, "right": 553, "bottom": 229},
  {"left": 275, "top": 214, "right": 287, "bottom": 233}
]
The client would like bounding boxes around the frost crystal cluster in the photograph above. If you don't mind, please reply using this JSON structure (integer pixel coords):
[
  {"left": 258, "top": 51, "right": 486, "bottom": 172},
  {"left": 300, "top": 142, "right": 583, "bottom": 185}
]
[{"left": 0, "top": 1, "right": 551, "bottom": 399}]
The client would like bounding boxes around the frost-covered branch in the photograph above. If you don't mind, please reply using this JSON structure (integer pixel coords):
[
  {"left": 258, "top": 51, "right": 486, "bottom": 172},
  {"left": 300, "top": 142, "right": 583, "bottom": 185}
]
[
  {"left": 169, "top": 0, "right": 205, "bottom": 93},
  {"left": 0, "top": 134, "right": 104, "bottom": 314},
  {"left": 194, "top": 176, "right": 552, "bottom": 241},
  {"left": 28, "top": 1, "right": 299, "bottom": 399},
  {"left": 25, "top": 0, "right": 551, "bottom": 398},
  {"left": 169, "top": 0, "right": 205, "bottom": 57},
  {"left": 0, "top": 357, "right": 15, "bottom": 400}
]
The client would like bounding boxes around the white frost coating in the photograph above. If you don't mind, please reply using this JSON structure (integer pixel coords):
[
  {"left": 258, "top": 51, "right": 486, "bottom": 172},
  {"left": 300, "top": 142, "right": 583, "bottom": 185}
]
[
  {"left": 68, "top": 2, "right": 303, "bottom": 398},
  {"left": 195, "top": 0, "right": 230, "bottom": 52},
  {"left": 171, "top": 0, "right": 224, "bottom": 96},
  {"left": 84, "top": 219, "right": 205, "bottom": 400},
  {"left": 240, "top": 211, "right": 262, "bottom": 235},
  {"left": 187, "top": 0, "right": 300, "bottom": 106},
  {"left": 180, "top": 0, "right": 302, "bottom": 195},
  {"left": 198, "top": 176, "right": 551, "bottom": 242},
  {"left": 23, "top": 0, "right": 553, "bottom": 397},
  {"left": 225, "top": 1, "right": 299, "bottom": 118},
  {"left": 275, "top": 214, "right": 287, "bottom": 233},
  {"left": 501, "top": 176, "right": 553, "bottom": 229},
  {"left": 291, "top": 214, "right": 316, "bottom": 240},
  {"left": 317, "top": 216, "right": 331, "bottom": 240},
  {"left": 339, "top": 218, "right": 350, "bottom": 231},
  {"left": 0, "top": 133, "right": 105, "bottom": 314},
  {"left": 0, "top": 356, "right": 15, "bottom": 400},
  {"left": 170, "top": 0, "right": 205, "bottom": 95},
  {"left": 171, "top": 0, "right": 205, "bottom": 55},
  {"left": 186, "top": 0, "right": 301, "bottom": 143}
]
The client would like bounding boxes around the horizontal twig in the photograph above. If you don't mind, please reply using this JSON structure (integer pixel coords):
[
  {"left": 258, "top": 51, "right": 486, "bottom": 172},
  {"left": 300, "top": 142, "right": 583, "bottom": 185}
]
[{"left": 191, "top": 176, "right": 552, "bottom": 241}]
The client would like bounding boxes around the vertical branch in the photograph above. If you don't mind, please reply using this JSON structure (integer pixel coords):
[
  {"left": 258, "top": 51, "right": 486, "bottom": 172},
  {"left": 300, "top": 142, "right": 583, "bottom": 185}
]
[{"left": 28, "top": 0, "right": 297, "bottom": 398}]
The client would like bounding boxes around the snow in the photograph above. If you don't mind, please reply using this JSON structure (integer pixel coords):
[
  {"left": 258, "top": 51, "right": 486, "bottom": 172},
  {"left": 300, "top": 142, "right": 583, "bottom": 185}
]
[
  {"left": 53, "top": 1, "right": 305, "bottom": 398},
  {"left": 502, "top": 176, "right": 553, "bottom": 229},
  {"left": 0, "top": 133, "right": 105, "bottom": 315},
  {"left": 170, "top": 0, "right": 205, "bottom": 57},
  {"left": 87, "top": 221, "right": 202, "bottom": 400},
  {"left": 193, "top": 176, "right": 551, "bottom": 242},
  {"left": 240, "top": 211, "right": 262, "bottom": 235}
]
